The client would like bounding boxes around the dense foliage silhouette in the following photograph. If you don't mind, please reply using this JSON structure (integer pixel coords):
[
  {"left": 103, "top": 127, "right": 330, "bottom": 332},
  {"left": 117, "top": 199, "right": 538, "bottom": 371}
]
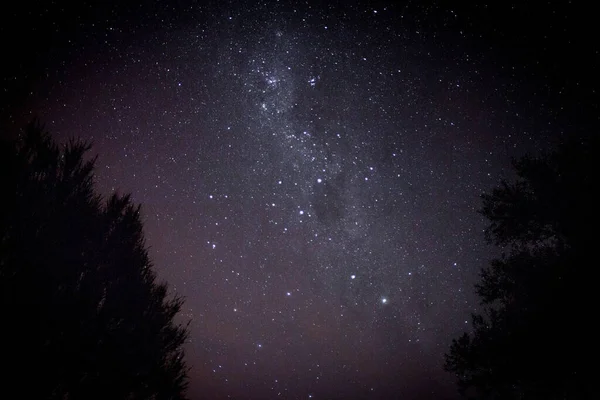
[
  {"left": 0, "top": 122, "right": 189, "bottom": 399},
  {"left": 444, "top": 134, "right": 597, "bottom": 399}
]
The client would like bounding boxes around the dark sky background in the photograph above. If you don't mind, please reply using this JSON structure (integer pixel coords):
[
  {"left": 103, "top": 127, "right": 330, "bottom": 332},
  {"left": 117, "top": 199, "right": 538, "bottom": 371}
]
[{"left": 1, "top": 1, "right": 597, "bottom": 399}]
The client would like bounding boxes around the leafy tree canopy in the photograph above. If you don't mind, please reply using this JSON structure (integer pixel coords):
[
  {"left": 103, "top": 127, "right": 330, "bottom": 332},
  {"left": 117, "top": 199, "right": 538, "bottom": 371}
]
[{"left": 445, "top": 133, "right": 597, "bottom": 399}]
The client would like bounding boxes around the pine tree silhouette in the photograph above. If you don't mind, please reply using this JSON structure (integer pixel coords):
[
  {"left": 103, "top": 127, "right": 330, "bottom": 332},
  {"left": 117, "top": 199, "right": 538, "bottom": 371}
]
[{"left": 0, "top": 121, "right": 189, "bottom": 399}]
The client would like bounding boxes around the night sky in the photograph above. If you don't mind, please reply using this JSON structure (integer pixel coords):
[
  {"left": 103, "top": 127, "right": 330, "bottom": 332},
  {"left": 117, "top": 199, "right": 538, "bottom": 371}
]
[{"left": 2, "top": 1, "right": 597, "bottom": 399}]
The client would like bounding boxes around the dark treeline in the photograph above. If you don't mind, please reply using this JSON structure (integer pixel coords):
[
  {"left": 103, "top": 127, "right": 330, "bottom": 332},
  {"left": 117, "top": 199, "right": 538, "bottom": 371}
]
[
  {"left": 0, "top": 122, "right": 189, "bottom": 399},
  {"left": 1, "top": 119, "right": 596, "bottom": 400},
  {"left": 445, "top": 132, "right": 597, "bottom": 399}
]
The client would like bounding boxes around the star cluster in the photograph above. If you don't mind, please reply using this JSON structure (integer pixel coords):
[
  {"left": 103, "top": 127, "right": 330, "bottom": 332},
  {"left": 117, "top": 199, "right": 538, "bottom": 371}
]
[{"left": 3, "top": 1, "right": 595, "bottom": 399}]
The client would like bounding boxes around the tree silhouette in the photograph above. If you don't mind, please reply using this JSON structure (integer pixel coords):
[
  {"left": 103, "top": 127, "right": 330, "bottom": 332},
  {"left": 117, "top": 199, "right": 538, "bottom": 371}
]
[
  {"left": 0, "top": 122, "right": 189, "bottom": 399},
  {"left": 444, "top": 134, "right": 597, "bottom": 399}
]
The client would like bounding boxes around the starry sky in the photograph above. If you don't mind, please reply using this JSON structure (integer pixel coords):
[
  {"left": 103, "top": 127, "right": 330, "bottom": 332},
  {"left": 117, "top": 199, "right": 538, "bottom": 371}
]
[{"left": 2, "top": 1, "right": 597, "bottom": 399}]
